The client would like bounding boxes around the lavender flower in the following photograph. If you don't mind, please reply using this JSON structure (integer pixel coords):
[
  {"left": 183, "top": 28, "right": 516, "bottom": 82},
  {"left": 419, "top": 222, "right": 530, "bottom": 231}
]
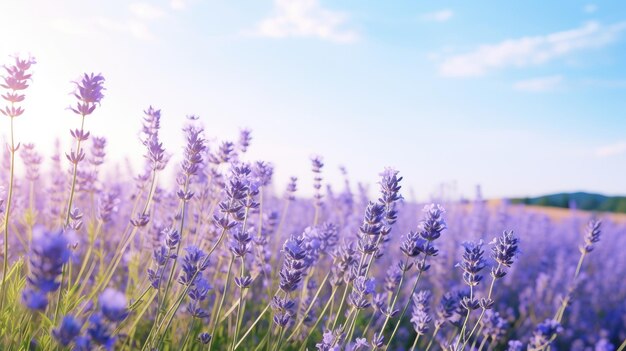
[
  {"left": 528, "top": 319, "right": 562, "bottom": 350},
  {"left": 506, "top": 340, "right": 524, "bottom": 351},
  {"left": 99, "top": 288, "right": 128, "bottom": 322},
  {"left": 480, "top": 310, "right": 507, "bottom": 342},
  {"left": 210, "top": 141, "right": 235, "bottom": 164},
  {"left": 490, "top": 230, "right": 519, "bottom": 279},
  {"left": 86, "top": 313, "right": 115, "bottom": 350},
  {"left": 181, "top": 125, "right": 206, "bottom": 178},
  {"left": 178, "top": 246, "right": 210, "bottom": 286},
  {"left": 348, "top": 276, "right": 375, "bottom": 310},
  {"left": 418, "top": 204, "right": 446, "bottom": 242},
  {"left": 459, "top": 240, "right": 486, "bottom": 288},
  {"left": 316, "top": 329, "right": 344, "bottom": 351},
  {"left": 410, "top": 290, "right": 431, "bottom": 335},
  {"left": 198, "top": 332, "right": 212, "bottom": 344},
  {"left": 20, "top": 143, "right": 43, "bottom": 181},
  {"left": 52, "top": 315, "right": 82, "bottom": 346},
  {"left": 311, "top": 155, "right": 324, "bottom": 208},
  {"left": 581, "top": 219, "right": 601, "bottom": 253},
  {"left": 1, "top": 55, "right": 35, "bottom": 118},
  {"left": 22, "top": 228, "right": 70, "bottom": 310},
  {"left": 143, "top": 108, "right": 168, "bottom": 171},
  {"left": 285, "top": 176, "right": 298, "bottom": 201},
  {"left": 435, "top": 292, "right": 457, "bottom": 328},
  {"left": 279, "top": 235, "right": 307, "bottom": 293},
  {"left": 90, "top": 136, "right": 107, "bottom": 167},
  {"left": 187, "top": 277, "right": 211, "bottom": 318},
  {"left": 357, "top": 202, "right": 385, "bottom": 254},
  {"left": 378, "top": 167, "right": 402, "bottom": 236},
  {"left": 70, "top": 73, "right": 105, "bottom": 116},
  {"left": 238, "top": 128, "right": 252, "bottom": 153}
]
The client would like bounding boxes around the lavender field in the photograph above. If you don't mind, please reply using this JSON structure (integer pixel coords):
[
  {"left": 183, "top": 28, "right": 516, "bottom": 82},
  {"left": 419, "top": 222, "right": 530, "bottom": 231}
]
[{"left": 0, "top": 54, "right": 624, "bottom": 351}]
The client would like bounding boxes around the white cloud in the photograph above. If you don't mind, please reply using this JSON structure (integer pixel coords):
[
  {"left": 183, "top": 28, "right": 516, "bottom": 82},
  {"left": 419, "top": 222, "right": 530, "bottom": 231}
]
[
  {"left": 170, "top": 0, "right": 186, "bottom": 10},
  {"left": 51, "top": 17, "right": 156, "bottom": 41},
  {"left": 421, "top": 9, "right": 454, "bottom": 22},
  {"left": 513, "top": 75, "right": 563, "bottom": 92},
  {"left": 50, "top": 18, "right": 97, "bottom": 38},
  {"left": 583, "top": 4, "right": 597, "bottom": 14},
  {"left": 596, "top": 141, "right": 626, "bottom": 157},
  {"left": 581, "top": 78, "right": 626, "bottom": 88},
  {"left": 438, "top": 21, "right": 626, "bottom": 77},
  {"left": 129, "top": 3, "right": 166, "bottom": 20},
  {"left": 253, "top": 0, "right": 358, "bottom": 43}
]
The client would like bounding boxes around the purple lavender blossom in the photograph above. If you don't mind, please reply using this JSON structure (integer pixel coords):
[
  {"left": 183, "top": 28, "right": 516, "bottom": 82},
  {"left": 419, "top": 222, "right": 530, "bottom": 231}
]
[
  {"left": 238, "top": 128, "right": 252, "bottom": 153},
  {"left": 20, "top": 143, "right": 42, "bottom": 181},
  {"left": 278, "top": 235, "right": 308, "bottom": 293},
  {"left": 285, "top": 176, "right": 298, "bottom": 201},
  {"left": 348, "top": 276, "right": 375, "bottom": 310},
  {"left": 52, "top": 315, "right": 82, "bottom": 346},
  {"left": 581, "top": 219, "right": 601, "bottom": 253},
  {"left": 1, "top": 55, "right": 35, "bottom": 118},
  {"left": 181, "top": 125, "right": 206, "bottom": 178},
  {"left": 311, "top": 155, "right": 324, "bottom": 208},
  {"left": 178, "top": 246, "right": 210, "bottom": 286},
  {"left": 528, "top": 319, "right": 562, "bottom": 350},
  {"left": 490, "top": 230, "right": 519, "bottom": 279},
  {"left": 99, "top": 288, "right": 128, "bottom": 322},
  {"left": 198, "top": 332, "right": 212, "bottom": 344},
  {"left": 22, "top": 227, "right": 70, "bottom": 310},
  {"left": 410, "top": 290, "right": 432, "bottom": 335},
  {"left": 70, "top": 73, "right": 105, "bottom": 116}
]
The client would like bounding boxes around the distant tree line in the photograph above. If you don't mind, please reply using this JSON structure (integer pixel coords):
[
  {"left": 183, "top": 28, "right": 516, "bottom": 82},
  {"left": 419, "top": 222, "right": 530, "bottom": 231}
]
[{"left": 511, "top": 192, "right": 626, "bottom": 213}]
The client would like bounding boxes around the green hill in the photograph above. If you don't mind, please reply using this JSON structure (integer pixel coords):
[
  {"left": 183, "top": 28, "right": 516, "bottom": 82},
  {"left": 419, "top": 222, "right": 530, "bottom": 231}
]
[{"left": 511, "top": 192, "right": 626, "bottom": 213}]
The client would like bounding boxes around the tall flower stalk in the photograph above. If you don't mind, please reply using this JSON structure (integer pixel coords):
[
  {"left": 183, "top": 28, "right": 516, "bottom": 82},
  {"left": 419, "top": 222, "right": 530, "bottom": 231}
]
[
  {"left": 0, "top": 55, "right": 35, "bottom": 308},
  {"left": 65, "top": 73, "right": 105, "bottom": 226}
]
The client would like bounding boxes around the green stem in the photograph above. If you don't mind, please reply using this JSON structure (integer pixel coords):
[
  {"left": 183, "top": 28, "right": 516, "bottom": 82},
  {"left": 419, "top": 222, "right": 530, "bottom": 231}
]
[
  {"left": 332, "top": 282, "right": 349, "bottom": 330},
  {"left": 159, "top": 175, "right": 191, "bottom": 316},
  {"left": 233, "top": 293, "right": 275, "bottom": 350},
  {"left": 555, "top": 252, "right": 587, "bottom": 323},
  {"left": 477, "top": 335, "right": 489, "bottom": 351},
  {"left": 181, "top": 318, "right": 197, "bottom": 349},
  {"left": 287, "top": 270, "right": 331, "bottom": 341},
  {"left": 376, "top": 257, "right": 409, "bottom": 337},
  {"left": 461, "top": 263, "right": 501, "bottom": 350},
  {"left": 232, "top": 256, "right": 245, "bottom": 351},
  {"left": 299, "top": 286, "right": 338, "bottom": 350},
  {"left": 386, "top": 255, "right": 428, "bottom": 349},
  {"left": 209, "top": 256, "right": 235, "bottom": 351},
  {"left": 64, "top": 114, "right": 86, "bottom": 226},
  {"left": 424, "top": 325, "right": 440, "bottom": 351},
  {"left": 0, "top": 115, "right": 16, "bottom": 310},
  {"left": 409, "top": 333, "right": 421, "bottom": 351}
]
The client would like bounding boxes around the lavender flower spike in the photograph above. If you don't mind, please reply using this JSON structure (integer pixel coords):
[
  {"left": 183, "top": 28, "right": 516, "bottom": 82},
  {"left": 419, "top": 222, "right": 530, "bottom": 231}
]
[
  {"left": 22, "top": 227, "right": 70, "bottom": 311},
  {"left": 70, "top": 73, "right": 105, "bottom": 116},
  {"left": 99, "top": 288, "right": 128, "bottom": 322},
  {"left": 52, "top": 315, "right": 82, "bottom": 346}
]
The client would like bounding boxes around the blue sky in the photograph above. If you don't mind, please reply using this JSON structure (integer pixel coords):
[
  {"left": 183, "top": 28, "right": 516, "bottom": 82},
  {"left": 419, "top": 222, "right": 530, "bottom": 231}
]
[{"left": 0, "top": 0, "right": 625, "bottom": 200}]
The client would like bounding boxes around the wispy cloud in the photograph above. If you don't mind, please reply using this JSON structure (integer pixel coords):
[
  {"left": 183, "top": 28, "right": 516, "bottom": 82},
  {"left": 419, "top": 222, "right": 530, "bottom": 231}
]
[
  {"left": 170, "top": 0, "right": 186, "bottom": 10},
  {"left": 252, "top": 0, "right": 358, "bottom": 43},
  {"left": 438, "top": 21, "right": 626, "bottom": 78},
  {"left": 421, "top": 9, "right": 454, "bottom": 22},
  {"left": 51, "top": 17, "right": 157, "bottom": 41},
  {"left": 583, "top": 4, "right": 597, "bottom": 14},
  {"left": 581, "top": 78, "right": 626, "bottom": 89},
  {"left": 513, "top": 75, "right": 563, "bottom": 92},
  {"left": 129, "top": 3, "right": 166, "bottom": 20},
  {"left": 50, "top": 3, "right": 167, "bottom": 41},
  {"left": 97, "top": 17, "right": 157, "bottom": 41},
  {"left": 596, "top": 141, "right": 626, "bottom": 157}
]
